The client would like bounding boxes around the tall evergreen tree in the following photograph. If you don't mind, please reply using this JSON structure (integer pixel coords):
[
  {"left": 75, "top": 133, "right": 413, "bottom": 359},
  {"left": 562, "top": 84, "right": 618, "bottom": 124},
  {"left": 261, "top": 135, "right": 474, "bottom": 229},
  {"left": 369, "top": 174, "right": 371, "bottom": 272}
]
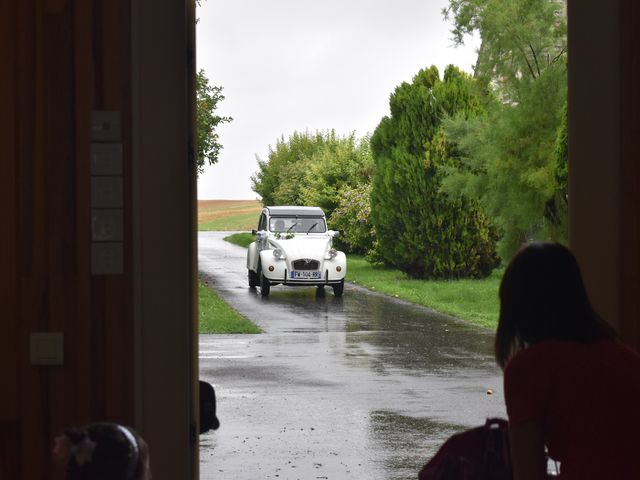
[{"left": 370, "top": 65, "right": 499, "bottom": 279}]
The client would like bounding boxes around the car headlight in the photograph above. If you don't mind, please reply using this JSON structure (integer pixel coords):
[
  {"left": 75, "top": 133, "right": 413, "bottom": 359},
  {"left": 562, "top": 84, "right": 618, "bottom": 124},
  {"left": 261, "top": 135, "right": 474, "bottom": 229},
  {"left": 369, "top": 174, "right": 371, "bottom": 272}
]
[
  {"left": 273, "top": 248, "right": 285, "bottom": 260},
  {"left": 325, "top": 248, "right": 338, "bottom": 260}
]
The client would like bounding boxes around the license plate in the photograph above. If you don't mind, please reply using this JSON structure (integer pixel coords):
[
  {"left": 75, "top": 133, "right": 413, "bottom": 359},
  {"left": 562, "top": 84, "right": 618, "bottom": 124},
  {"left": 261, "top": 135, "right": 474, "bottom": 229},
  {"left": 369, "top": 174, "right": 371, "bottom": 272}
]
[{"left": 291, "top": 270, "right": 321, "bottom": 279}]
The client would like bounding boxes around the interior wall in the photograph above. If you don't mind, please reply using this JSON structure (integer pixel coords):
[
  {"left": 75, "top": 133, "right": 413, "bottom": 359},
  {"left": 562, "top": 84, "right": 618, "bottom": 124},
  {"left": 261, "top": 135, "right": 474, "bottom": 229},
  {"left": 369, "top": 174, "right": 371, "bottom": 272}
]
[
  {"left": 568, "top": 0, "right": 621, "bottom": 329},
  {"left": 0, "top": 1, "right": 19, "bottom": 477},
  {"left": 568, "top": 0, "right": 640, "bottom": 350},
  {"left": 0, "top": 0, "right": 197, "bottom": 478},
  {"left": 620, "top": 0, "right": 640, "bottom": 349},
  {"left": 133, "top": 0, "right": 198, "bottom": 478},
  {"left": 0, "top": 0, "right": 134, "bottom": 477}
]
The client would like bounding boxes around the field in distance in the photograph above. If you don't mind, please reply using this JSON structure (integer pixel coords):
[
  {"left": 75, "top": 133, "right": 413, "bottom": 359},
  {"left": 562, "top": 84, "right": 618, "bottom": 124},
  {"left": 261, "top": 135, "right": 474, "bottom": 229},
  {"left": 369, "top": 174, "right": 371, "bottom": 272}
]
[{"left": 198, "top": 199, "right": 262, "bottom": 231}]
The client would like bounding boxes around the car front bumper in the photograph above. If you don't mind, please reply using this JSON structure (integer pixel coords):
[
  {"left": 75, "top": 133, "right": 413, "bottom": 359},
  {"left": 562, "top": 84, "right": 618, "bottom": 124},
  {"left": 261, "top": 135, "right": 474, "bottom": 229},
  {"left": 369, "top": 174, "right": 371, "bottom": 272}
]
[{"left": 261, "top": 254, "right": 346, "bottom": 286}]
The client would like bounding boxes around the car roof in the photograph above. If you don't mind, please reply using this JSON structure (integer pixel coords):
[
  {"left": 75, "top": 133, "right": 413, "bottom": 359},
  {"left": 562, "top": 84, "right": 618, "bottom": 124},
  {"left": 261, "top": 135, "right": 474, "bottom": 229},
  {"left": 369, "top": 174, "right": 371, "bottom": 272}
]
[{"left": 264, "top": 206, "right": 325, "bottom": 217}]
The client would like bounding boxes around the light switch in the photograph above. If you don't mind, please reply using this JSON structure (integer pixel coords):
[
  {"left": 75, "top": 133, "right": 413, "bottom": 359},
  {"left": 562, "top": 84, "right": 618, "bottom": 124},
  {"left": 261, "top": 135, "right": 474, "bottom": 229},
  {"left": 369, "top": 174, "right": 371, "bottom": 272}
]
[
  {"left": 92, "top": 209, "right": 123, "bottom": 241},
  {"left": 92, "top": 242, "right": 124, "bottom": 275},
  {"left": 30, "top": 332, "right": 64, "bottom": 366},
  {"left": 91, "top": 176, "right": 123, "bottom": 208},
  {"left": 91, "top": 111, "right": 122, "bottom": 142},
  {"left": 91, "top": 143, "right": 123, "bottom": 175}
]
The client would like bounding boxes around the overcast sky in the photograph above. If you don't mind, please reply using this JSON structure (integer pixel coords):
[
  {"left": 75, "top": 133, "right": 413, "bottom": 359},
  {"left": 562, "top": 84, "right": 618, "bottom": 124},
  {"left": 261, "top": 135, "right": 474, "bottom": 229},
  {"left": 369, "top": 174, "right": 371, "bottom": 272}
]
[{"left": 196, "top": 0, "right": 479, "bottom": 200}]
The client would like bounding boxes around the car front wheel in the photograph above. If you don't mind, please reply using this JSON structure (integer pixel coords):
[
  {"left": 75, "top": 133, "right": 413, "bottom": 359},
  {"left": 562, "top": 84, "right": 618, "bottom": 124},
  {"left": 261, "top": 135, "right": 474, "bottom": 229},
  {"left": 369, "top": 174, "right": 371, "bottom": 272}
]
[
  {"left": 332, "top": 279, "right": 344, "bottom": 297},
  {"left": 260, "top": 271, "right": 271, "bottom": 297},
  {"left": 248, "top": 268, "right": 258, "bottom": 288}
]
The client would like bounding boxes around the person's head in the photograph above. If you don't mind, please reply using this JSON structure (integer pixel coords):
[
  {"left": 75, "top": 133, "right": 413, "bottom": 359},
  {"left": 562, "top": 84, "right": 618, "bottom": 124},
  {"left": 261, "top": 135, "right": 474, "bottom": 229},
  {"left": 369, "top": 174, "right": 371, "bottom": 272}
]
[
  {"left": 53, "top": 423, "right": 150, "bottom": 480},
  {"left": 274, "top": 219, "right": 285, "bottom": 231},
  {"left": 495, "top": 242, "right": 616, "bottom": 368}
]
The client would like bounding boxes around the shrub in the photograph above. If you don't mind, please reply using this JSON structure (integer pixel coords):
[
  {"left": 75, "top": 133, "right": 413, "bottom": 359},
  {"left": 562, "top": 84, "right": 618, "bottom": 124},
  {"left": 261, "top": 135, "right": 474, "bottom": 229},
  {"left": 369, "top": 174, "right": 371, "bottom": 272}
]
[
  {"left": 329, "top": 184, "right": 375, "bottom": 255},
  {"left": 370, "top": 65, "right": 499, "bottom": 279},
  {"left": 251, "top": 131, "right": 373, "bottom": 220}
]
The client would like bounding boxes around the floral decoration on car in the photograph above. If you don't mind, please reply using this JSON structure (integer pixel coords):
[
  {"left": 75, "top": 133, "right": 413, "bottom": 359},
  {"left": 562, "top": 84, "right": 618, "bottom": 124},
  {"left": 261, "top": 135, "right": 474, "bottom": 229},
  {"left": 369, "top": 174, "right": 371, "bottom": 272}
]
[{"left": 275, "top": 232, "right": 295, "bottom": 240}]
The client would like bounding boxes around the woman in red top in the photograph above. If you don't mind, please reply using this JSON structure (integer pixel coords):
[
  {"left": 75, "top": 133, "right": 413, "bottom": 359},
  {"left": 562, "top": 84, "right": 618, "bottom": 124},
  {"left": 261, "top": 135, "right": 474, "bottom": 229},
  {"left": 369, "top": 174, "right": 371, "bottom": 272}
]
[{"left": 495, "top": 242, "right": 640, "bottom": 479}]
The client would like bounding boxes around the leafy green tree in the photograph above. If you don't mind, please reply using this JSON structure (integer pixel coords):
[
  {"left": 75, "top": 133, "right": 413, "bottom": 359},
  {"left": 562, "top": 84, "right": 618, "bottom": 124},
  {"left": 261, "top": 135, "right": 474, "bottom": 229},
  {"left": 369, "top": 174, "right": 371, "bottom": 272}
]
[
  {"left": 544, "top": 99, "right": 568, "bottom": 242},
  {"left": 441, "top": 61, "right": 566, "bottom": 258},
  {"left": 196, "top": 69, "right": 232, "bottom": 175},
  {"left": 444, "top": 0, "right": 566, "bottom": 100},
  {"left": 303, "top": 135, "right": 374, "bottom": 215},
  {"left": 251, "top": 131, "right": 329, "bottom": 206},
  {"left": 370, "top": 65, "right": 499, "bottom": 279},
  {"left": 251, "top": 131, "right": 373, "bottom": 219},
  {"left": 329, "top": 184, "right": 376, "bottom": 255}
]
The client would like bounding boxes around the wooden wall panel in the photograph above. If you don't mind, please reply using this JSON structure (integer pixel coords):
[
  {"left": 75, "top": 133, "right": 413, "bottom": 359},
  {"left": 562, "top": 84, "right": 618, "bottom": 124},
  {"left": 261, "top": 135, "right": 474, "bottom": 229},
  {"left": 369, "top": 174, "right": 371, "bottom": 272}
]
[
  {"left": 45, "top": 6, "right": 78, "bottom": 462},
  {"left": 73, "top": 0, "right": 94, "bottom": 427},
  {"left": 17, "top": 0, "right": 48, "bottom": 477},
  {"left": 621, "top": 0, "right": 640, "bottom": 351},
  {"left": 95, "top": 0, "right": 134, "bottom": 432},
  {"left": 94, "top": 0, "right": 135, "bottom": 424},
  {"left": 2, "top": 0, "right": 135, "bottom": 477},
  {"left": 2, "top": 0, "right": 199, "bottom": 475},
  {"left": 0, "top": 0, "right": 21, "bottom": 475},
  {"left": 0, "top": 421, "right": 20, "bottom": 479},
  {"left": 135, "top": 0, "right": 198, "bottom": 475},
  {"left": 567, "top": 0, "right": 622, "bottom": 330},
  {"left": 0, "top": 0, "right": 19, "bottom": 426}
]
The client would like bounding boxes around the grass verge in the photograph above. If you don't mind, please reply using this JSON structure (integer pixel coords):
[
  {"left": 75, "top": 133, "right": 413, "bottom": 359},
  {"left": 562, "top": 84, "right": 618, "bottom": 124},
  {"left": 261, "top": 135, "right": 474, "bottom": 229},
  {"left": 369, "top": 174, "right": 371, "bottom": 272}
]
[
  {"left": 199, "top": 280, "right": 261, "bottom": 334},
  {"left": 347, "top": 256, "right": 501, "bottom": 329},
  {"left": 199, "top": 212, "right": 259, "bottom": 231},
  {"left": 222, "top": 233, "right": 501, "bottom": 329},
  {"left": 224, "top": 232, "right": 255, "bottom": 248}
]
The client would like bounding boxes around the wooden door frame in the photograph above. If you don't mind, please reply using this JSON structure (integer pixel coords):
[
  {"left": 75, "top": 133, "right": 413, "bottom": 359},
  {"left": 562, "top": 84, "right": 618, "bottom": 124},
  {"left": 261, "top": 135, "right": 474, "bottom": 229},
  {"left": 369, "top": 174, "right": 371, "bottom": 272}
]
[{"left": 131, "top": 0, "right": 199, "bottom": 477}]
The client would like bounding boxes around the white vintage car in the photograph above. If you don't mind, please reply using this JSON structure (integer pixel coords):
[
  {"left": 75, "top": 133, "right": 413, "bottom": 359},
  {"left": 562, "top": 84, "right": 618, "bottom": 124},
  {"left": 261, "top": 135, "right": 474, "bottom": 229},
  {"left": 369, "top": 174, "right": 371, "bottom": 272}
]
[{"left": 246, "top": 206, "right": 347, "bottom": 297}]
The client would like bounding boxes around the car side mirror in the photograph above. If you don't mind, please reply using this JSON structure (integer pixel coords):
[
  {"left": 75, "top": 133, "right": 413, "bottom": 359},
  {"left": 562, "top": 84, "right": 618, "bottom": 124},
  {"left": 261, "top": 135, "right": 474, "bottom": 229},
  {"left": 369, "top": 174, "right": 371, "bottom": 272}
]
[
  {"left": 329, "top": 230, "right": 340, "bottom": 238},
  {"left": 251, "top": 229, "right": 257, "bottom": 235}
]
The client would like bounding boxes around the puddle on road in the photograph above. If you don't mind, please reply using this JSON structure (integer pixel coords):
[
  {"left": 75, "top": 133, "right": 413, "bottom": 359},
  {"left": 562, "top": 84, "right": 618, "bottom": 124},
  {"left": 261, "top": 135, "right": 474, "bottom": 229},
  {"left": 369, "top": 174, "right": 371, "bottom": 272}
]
[
  {"left": 368, "top": 411, "right": 466, "bottom": 480},
  {"left": 250, "top": 284, "right": 497, "bottom": 376}
]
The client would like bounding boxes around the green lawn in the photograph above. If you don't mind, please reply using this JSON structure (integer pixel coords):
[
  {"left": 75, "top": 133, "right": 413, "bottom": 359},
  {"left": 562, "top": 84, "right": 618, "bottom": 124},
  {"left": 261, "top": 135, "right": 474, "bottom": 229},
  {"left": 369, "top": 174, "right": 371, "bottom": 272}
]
[
  {"left": 198, "top": 200, "right": 263, "bottom": 334},
  {"left": 224, "top": 232, "right": 255, "bottom": 248},
  {"left": 347, "top": 256, "right": 502, "bottom": 329},
  {"left": 199, "top": 280, "right": 261, "bottom": 334},
  {"left": 222, "top": 232, "right": 501, "bottom": 329},
  {"left": 198, "top": 212, "right": 259, "bottom": 231}
]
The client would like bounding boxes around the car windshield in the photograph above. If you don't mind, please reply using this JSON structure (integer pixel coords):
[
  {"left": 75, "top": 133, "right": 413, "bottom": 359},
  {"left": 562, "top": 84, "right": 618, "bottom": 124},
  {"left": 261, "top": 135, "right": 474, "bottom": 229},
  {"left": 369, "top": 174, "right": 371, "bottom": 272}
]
[{"left": 269, "top": 216, "right": 327, "bottom": 234}]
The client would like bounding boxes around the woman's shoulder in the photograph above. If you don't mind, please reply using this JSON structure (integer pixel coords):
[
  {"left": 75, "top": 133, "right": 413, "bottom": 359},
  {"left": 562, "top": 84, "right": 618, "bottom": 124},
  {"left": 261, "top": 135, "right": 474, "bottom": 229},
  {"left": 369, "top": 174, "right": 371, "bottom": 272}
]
[
  {"left": 504, "top": 341, "right": 561, "bottom": 377},
  {"left": 507, "top": 340, "right": 571, "bottom": 364},
  {"left": 506, "top": 339, "right": 640, "bottom": 373}
]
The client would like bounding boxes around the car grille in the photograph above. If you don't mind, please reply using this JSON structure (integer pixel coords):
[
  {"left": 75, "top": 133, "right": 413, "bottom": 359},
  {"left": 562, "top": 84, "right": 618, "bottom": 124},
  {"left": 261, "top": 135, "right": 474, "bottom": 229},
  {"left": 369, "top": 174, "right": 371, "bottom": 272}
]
[{"left": 292, "top": 259, "right": 319, "bottom": 270}]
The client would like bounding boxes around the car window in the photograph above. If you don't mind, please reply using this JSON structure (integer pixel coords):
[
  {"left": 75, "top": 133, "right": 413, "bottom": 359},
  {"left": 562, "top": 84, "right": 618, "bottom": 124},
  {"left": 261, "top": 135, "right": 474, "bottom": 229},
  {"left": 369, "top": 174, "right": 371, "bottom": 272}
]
[{"left": 269, "top": 216, "right": 326, "bottom": 233}]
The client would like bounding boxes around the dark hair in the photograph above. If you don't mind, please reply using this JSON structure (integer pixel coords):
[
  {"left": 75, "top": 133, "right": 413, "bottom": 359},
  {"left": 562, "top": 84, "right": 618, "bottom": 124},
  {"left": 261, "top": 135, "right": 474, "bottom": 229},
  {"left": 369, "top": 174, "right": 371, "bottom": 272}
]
[
  {"left": 62, "top": 423, "right": 150, "bottom": 480},
  {"left": 495, "top": 242, "right": 617, "bottom": 368}
]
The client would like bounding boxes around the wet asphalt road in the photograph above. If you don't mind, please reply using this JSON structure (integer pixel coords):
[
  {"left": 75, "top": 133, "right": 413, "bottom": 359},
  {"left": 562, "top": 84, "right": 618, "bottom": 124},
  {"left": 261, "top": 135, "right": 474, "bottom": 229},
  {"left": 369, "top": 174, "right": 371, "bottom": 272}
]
[{"left": 198, "top": 231, "right": 506, "bottom": 480}]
